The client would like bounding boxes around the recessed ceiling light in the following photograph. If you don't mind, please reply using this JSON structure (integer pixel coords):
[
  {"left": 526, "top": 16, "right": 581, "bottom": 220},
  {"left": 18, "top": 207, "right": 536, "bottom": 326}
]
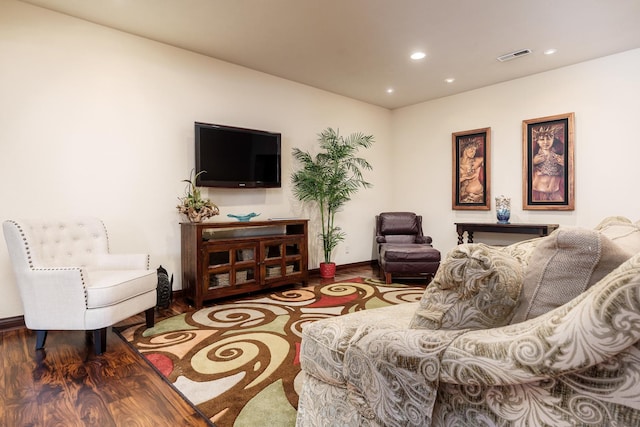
[
  {"left": 410, "top": 52, "right": 426, "bottom": 60},
  {"left": 544, "top": 48, "right": 558, "bottom": 55},
  {"left": 445, "top": 78, "right": 455, "bottom": 83},
  {"left": 386, "top": 88, "right": 394, "bottom": 94}
]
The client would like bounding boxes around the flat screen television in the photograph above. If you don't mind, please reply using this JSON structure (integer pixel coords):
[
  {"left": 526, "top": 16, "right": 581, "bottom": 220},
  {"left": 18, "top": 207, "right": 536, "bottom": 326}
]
[{"left": 195, "top": 122, "right": 281, "bottom": 188}]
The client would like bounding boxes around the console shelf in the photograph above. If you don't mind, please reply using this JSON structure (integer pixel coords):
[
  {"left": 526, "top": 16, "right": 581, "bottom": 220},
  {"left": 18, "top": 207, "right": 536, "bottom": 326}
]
[{"left": 180, "top": 219, "right": 309, "bottom": 308}]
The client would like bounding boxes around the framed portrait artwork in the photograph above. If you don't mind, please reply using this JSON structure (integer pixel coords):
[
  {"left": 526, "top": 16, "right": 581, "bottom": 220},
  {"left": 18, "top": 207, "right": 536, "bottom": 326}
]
[
  {"left": 522, "top": 112, "right": 575, "bottom": 210},
  {"left": 452, "top": 127, "right": 491, "bottom": 210}
]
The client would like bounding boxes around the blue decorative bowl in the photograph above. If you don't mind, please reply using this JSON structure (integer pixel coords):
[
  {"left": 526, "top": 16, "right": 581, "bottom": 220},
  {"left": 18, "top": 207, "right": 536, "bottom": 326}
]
[{"left": 227, "top": 212, "right": 260, "bottom": 222}]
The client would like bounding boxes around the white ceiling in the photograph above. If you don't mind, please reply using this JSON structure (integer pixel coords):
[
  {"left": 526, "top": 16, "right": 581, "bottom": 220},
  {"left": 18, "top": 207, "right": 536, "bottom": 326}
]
[{"left": 19, "top": 0, "right": 640, "bottom": 109}]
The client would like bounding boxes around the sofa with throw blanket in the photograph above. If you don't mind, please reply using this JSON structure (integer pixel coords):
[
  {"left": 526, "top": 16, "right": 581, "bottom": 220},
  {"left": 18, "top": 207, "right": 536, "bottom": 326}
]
[{"left": 296, "top": 216, "right": 640, "bottom": 426}]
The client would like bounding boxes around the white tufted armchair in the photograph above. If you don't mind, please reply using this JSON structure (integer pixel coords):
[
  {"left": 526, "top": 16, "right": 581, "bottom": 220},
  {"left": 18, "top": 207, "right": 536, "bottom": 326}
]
[{"left": 3, "top": 218, "right": 156, "bottom": 354}]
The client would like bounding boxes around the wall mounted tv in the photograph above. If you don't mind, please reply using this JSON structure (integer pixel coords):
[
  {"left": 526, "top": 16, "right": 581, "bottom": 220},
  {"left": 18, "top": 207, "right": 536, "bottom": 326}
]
[{"left": 195, "top": 122, "right": 282, "bottom": 188}]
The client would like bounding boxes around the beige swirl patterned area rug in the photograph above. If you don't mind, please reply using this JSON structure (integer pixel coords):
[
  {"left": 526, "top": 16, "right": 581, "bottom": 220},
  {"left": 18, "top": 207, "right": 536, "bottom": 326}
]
[{"left": 116, "top": 278, "right": 426, "bottom": 427}]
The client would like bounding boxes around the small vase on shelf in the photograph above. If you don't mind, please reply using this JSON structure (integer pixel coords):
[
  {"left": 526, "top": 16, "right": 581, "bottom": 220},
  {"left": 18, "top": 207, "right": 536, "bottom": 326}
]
[{"left": 496, "top": 195, "right": 511, "bottom": 224}]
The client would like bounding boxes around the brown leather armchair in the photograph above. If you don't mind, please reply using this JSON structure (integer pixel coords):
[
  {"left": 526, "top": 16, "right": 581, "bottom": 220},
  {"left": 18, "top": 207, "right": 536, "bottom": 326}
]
[{"left": 375, "top": 212, "right": 440, "bottom": 284}]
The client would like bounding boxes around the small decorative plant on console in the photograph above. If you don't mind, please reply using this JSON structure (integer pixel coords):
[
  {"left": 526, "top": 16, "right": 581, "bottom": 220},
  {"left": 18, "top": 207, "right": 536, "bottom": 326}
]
[
  {"left": 177, "top": 169, "right": 220, "bottom": 223},
  {"left": 291, "top": 127, "right": 374, "bottom": 278}
]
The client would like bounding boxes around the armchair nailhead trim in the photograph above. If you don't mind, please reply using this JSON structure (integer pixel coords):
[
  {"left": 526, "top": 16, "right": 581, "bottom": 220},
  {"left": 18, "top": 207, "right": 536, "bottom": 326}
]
[
  {"left": 9, "top": 219, "right": 90, "bottom": 306},
  {"left": 8, "top": 220, "right": 32, "bottom": 268},
  {"left": 99, "top": 220, "right": 111, "bottom": 252}
]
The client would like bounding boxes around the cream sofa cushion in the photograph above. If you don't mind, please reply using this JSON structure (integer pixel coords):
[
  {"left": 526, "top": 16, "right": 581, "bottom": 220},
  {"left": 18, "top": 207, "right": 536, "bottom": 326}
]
[
  {"left": 84, "top": 269, "right": 156, "bottom": 308},
  {"left": 595, "top": 216, "right": 640, "bottom": 254},
  {"left": 410, "top": 243, "right": 523, "bottom": 330},
  {"left": 510, "top": 227, "right": 632, "bottom": 323}
]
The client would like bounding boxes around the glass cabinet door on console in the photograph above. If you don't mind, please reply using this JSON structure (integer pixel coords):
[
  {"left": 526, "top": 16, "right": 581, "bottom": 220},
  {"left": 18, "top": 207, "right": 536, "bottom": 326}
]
[
  {"left": 205, "top": 243, "right": 257, "bottom": 293},
  {"left": 261, "top": 238, "right": 303, "bottom": 282},
  {"left": 284, "top": 240, "right": 303, "bottom": 277}
]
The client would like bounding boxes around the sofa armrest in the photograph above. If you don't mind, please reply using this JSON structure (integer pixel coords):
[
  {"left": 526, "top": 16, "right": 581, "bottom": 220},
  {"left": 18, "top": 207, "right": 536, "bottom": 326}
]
[
  {"left": 300, "top": 303, "right": 419, "bottom": 387},
  {"left": 19, "top": 267, "right": 90, "bottom": 329},
  {"left": 416, "top": 236, "right": 433, "bottom": 245},
  {"left": 439, "top": 257, "right": 640, "bottom": 386},
  {"left": 343, "top": 327, "right": 465, "bottom": 425}
]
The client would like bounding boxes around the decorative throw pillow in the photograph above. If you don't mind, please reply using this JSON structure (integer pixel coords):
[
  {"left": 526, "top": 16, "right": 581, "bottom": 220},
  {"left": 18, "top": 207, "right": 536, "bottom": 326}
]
[
  {"left": 410, "top": 243, "right": 523, "bottom": 330},
  {"left": 510, "top": 227, "right": 632, "bottom": 324},
  {"left": 500, "top": 237, "right": 542, "bottom": 269},
  {"left": 594, "top": 216, "right": 640, "bottom": 254}
]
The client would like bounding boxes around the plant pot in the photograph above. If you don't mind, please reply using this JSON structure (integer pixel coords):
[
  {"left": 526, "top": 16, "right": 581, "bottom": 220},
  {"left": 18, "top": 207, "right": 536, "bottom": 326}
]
[
  {"left": 178, "top": 205, "right": 220, "bottom": 223},
  {"left": 319, "top": 262, "right": 336, "bottom": 279},
  {"left": 187, "top": 208, "right": 204, "bottom": 223}
]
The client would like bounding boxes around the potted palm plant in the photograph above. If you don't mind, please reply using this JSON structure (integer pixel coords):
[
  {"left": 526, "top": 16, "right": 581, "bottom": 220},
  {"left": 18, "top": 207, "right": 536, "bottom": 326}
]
[
  {"left": 291, "top": 127, "right": 374, "bottom": 278},
  {"left": 177, "top": 169, "right": 220, "bottom": 222}
]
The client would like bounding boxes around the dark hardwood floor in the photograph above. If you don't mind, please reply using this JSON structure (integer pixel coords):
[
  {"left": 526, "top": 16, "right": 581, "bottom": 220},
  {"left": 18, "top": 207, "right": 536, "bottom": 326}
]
[{"left": 0, "top": 263, "right": 384, "bottom": 427}]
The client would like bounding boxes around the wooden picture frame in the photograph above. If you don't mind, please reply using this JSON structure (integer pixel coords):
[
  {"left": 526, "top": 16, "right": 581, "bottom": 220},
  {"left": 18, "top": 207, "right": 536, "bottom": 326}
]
[
  {"left": 522, "top": 112, "right": 575, "bottom": 210},
  {"left": 452, "top": 127, "right": 491, "bottom": 210}
]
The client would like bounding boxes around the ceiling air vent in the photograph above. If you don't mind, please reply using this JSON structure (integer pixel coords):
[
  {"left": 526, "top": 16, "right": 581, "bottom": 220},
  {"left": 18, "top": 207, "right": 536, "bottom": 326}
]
[{"left": 497, "top": 49, "right": 532, "bottom": 62}]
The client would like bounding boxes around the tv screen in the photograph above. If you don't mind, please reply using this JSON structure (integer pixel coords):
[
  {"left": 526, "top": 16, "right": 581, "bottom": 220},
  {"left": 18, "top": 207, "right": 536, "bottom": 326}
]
[{"left": 195, "top": 122, "right": 281, "bottom": 188}]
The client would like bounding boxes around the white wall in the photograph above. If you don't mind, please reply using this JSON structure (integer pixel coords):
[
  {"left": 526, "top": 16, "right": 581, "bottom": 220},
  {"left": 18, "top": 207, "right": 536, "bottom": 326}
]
[
  {"left": 0, "top": 1, "right": 392, "bottom": 318},
  {"left": 391, "top": 48, "right": 640, "bottom": 254}
]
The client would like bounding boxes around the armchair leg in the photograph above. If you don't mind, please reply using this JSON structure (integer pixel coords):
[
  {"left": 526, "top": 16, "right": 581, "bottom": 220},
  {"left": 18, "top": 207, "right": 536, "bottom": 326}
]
[
  {"left": 35, "top": 330, "right": 48, "bottom": 350},
  {"left": 378, "top": 264, "right": 387, "bottom": 282},
  {"left": 145, "top": 307, "right": 155, "bottom": 328},
  {"left": 93, "top": 328, "right": 107, "bottom": 355}
]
